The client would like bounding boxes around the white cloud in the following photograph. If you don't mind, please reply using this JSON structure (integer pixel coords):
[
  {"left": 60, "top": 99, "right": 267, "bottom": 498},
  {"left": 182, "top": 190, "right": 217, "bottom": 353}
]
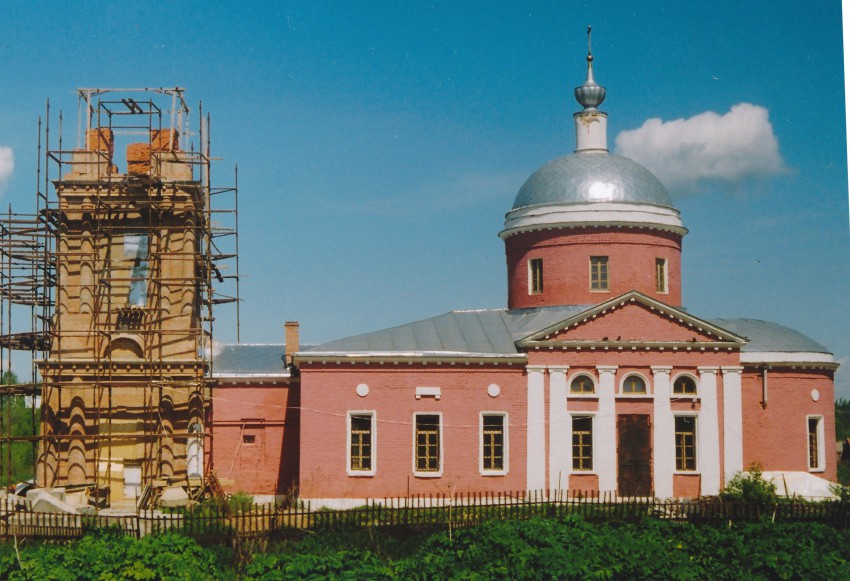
[
  {"left": 614, "top": 103, "right": 786, "bottom": 196},
  {"left": 0, "top": 147, "right": 12, "bottom": 190}
]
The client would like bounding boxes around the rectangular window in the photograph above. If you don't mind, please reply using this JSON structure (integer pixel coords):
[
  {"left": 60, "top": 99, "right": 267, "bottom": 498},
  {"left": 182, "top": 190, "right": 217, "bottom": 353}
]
[
  {"left": 529, "top": 258, "right": 543, "bottom": 294},
  {"left": 808, "top": 416, "right": 824, "bottom": 471},
  {"left": 572, "top": 416, "right": 593, "bottom": 471},
  {"left": 415, "top": 414, "right": 441, "bottom": 474},
  {"left": 349, "top": 413, "right": 375, "bottom": 474},
  {"left": 481, "top": 414, "right": 506, "bottom": 473},
  {"left": 590, "top": 256, "right": 609, "bottom": 291},
  {"left": 123, "top": 233, "right": 149, "bottom": 306},
  {"left": 655, "top": 258, "right": 668, "bottom": 293},
  {"left": 675, "top": 416, "right": 697, "bottom": 471}
]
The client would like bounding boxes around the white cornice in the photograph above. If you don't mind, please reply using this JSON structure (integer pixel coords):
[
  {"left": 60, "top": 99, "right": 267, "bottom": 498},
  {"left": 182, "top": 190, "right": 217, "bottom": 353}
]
[
  {"left": 740, "top": 351, "right": 834, "bottom": 364},
  {"left": 295, "top": 351, "right": 527, "bottom": 366},
  {"left": 500, "top": 202, "right": 687, "bottom": 240}
]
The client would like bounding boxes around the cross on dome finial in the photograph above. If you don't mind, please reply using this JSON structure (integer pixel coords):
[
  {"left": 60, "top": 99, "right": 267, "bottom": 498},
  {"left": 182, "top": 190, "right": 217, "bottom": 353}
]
[{"left": 575, "top": 25, "right": 606, "bottom": 110}]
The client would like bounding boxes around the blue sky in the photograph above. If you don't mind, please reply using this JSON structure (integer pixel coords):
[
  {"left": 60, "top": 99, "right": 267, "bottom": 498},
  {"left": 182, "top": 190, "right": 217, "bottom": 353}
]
[{"left": 0, "top": 2, "right": 848, "bottom": 394}]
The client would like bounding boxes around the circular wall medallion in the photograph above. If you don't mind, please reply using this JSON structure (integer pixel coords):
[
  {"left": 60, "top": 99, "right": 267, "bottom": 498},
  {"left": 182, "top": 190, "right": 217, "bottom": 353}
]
[
  {"left": 356, "top": 383, "right": 369, "bottom": 397},
  {"left": 811, "top": 389, "right": 820, "bottom": 402},
  {"left": 487, "top": 384, "right": 501, "bottom": 398}
]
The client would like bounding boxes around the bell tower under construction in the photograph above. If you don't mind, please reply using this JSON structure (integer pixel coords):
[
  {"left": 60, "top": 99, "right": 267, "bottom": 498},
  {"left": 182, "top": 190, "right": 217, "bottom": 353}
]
[{"left": 0, "top": 88, "right": 239, "bottom": 502}]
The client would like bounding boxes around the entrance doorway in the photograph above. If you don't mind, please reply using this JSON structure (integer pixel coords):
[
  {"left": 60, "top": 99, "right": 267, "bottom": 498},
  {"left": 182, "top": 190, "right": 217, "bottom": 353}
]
[{"left": 617, "top": 414, "right": 652, "bottom": 497}]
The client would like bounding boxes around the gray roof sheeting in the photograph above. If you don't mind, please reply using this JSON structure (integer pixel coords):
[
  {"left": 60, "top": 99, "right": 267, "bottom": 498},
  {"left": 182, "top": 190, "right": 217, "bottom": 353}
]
[
  {"left": 707, "top": 319, "right": 830, "bottom": 354},
  {"left": 213, "top": 344, "right": 286, "bottom": 374},
  {"left": 306, "top": 305, "right": 599, "bottom": 356},
  {"left": 306, "top": 310, "right": 519, "bottom": 355},
  {"left": 305, "top": 309, "right": 830, "bottom": 358}
]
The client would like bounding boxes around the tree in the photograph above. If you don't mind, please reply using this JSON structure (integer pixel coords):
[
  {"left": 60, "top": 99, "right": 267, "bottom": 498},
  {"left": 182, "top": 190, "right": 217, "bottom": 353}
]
[
  {"left": 0, "top": 372, "right": 36, "bottom": 485},
  {"left": 836, "top": 399, "right": 850, "bottom": 440}
]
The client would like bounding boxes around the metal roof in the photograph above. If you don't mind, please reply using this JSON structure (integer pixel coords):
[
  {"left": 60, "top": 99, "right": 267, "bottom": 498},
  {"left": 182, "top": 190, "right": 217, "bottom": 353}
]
[
  {"left": 303, "top": 308, "right": 830, "bottom": 358},
  {"left": 303, "top": 310, "right": 521, "bottom": 356},
  {"left": 512, "top": 152, "right": 674, "bottom": 210},
  {"left": 212, "top": 343, "right": 286, "bottom": 375},
  {"left": 707, "top": 318, "right": 831, "bottom": 354}
]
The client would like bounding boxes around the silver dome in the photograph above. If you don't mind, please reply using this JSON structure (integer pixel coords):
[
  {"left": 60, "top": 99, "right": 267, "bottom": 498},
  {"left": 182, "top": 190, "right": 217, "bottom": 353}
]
[{"left": 512, "top": 152, "right": 674, "bottom": 210}]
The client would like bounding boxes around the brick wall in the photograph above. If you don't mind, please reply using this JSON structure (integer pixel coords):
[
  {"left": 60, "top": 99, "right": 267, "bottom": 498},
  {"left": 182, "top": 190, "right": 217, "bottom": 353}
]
[
  {"left": 552, "top": 302, "right": 719, "bottom": 343},
  {"left": 741, "top": 367, "right": 836, "bottom": 481},
  {"left": 211, "top": 381, "right": 299, "bottom": 495},
  {"left": 298, "top": 364, "right": 527, "bottom": 499},
  {"left": 505, "top": 227, "right": 682, "bottom": 308}
]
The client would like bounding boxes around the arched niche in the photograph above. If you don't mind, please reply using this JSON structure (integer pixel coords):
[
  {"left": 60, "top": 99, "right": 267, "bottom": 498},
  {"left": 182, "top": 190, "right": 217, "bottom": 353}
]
[{"left": 104, "top": 335, "right": 144, "bottom": 360}]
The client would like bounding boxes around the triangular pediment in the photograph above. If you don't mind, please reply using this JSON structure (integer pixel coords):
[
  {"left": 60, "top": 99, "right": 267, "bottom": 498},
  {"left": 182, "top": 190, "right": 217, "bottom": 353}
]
[{"left": 518, "top": 291, "right": 747, "bottom": 349}]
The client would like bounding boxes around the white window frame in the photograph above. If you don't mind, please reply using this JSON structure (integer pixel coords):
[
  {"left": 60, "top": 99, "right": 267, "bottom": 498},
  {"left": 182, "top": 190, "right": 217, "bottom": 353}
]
[
  {"left": 655, "top": 257, "right": 668, "bottom": 294},
  {"left": 570, "top": 413, "right": 596, "bottom": 473},
  {"left": 568, "top": 372, "right": 598, "bottom": 397},
  {"left": 619, "top": 372, "right": 651, "bottom": 396},
  {"left": 674, "top": 413, "right": 698, "bottom": 473},
  {"left": 807, "top": 415, "right": 825, "bottom": 472},
  {"left": 413, "top": 412, "right": 443, "bottom": 477},
  {"left": 528, "top": 258, "right": 543, "bottom": 295},
  {"left": 589, "top": 255, "right": 609, "bottom": 292},
  {"left": 347, "top": 411, "right": 377, "bottom": 477},
  {"left": 671, "top": 373, "right": 699, "bottom": 398},
  {"left": 479, "top": 412, "right": 508, "bottom": 476}
]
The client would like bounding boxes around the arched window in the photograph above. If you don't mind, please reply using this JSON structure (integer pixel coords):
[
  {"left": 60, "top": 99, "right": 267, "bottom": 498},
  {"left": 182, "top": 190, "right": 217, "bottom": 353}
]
[
  {"left": 621, "top": 374, "right": 647, "bottom": 394},
  {"left": 570, "top": 374, "right": 596, "bottom": 394},
  {"left": 672, "top": 375, "right": 697, "bottom": 395}
]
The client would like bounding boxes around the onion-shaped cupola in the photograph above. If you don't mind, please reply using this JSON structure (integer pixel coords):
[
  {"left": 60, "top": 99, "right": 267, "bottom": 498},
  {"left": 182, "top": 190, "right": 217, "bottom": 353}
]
[{"left": 501, "top": 28, "right": 687, "bottom": 310}]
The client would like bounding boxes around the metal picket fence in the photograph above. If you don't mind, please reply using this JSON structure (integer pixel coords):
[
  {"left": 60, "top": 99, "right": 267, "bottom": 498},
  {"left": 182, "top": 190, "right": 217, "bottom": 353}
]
[{"left": 0, "top": 490, "right": 847, "bottom": 543}]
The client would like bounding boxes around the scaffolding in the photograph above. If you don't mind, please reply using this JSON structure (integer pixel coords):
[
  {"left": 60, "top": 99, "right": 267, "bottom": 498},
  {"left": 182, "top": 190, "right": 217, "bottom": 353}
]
[{"left": 0, "top": 88, "right": 239, "bottom": 504}]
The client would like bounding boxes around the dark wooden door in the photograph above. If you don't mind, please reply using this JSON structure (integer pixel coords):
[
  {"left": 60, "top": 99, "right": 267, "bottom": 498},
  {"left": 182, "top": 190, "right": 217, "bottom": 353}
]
[{"left": 617, "top": 414, "right": 652, "bottom": 497}]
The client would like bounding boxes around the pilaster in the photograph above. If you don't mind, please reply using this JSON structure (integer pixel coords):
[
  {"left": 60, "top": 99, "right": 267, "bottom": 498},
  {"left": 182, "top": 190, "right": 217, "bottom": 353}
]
[
  {"left": 651, "top": 366, "right": 673, "bottom": 498},
  {"left": 526, "top": 365, "right": 547, "bottom": 492},
  {"left": 697, "top": 367, "right": 721, "bottom": 495},
  {"left": 596, "top": 365, "right": 618, "bottom": 494},
  {"left": 548, "top": 365, "right": 569, "bottom": 496},
  {"left": 722, "top": 366, "right": 744, "bottom": 481}
]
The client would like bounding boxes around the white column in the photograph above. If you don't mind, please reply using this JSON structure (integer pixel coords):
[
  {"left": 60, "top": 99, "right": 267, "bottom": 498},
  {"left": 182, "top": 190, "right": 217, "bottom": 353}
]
[
  {"left": 722, "top": 366, "right": 744, "bottom": 481},
  {"left": 651, "top": 366, "right": 674, "bottom": 499},
  {"left": 697, "top": 367, "right": 721, "bottom": 495},
  {"left": 596, "top": 365, "right": 618, "bottom": 495},
  {"left": 526, "top": 365, "right": 547, "bottom": 492},
  {"left": 548, "top": 366, "right": 569, "bottom": 497}
]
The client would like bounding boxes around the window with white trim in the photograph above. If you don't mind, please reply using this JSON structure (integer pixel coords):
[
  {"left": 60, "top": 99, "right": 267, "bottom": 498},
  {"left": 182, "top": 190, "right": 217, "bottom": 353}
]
[
  {"left": 590, "top": 256, "right": 609, "bottom": 291},
  {"left": 655, "top": 258, "right": 668, "bottom": 293},
  {"left": 622, "top": 374, "right": 647, "bottom": 394},
  {"left": 481, "top": 413, "right": 507, "bottom": 474},
  {"left": 348, "top": 412, "right": 376, "bottom": 475},
  {"left": 529, "top": 258, "right": 543, "bottom": 295},
  {"left": 572, "top": 415, "right": 593, "bottom": 471},
  {"left": 672, "top": 375, "right": 697, "bottom": 396},
  {"left": 414, "top": 414, "right": 441, "bottom": 475},
  {"left": 675, "top": 416, "right": 697, "bottom": 471},
  {"left": 808, "top": 415, "right": 824, "bottom": 471},
  {"left": 570, "top": 374, "right": 596, "bottom": 395}
]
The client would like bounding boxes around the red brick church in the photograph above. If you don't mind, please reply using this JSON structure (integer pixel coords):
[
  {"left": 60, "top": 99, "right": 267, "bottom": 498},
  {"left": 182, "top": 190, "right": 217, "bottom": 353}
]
[{"left": 210, "top": 49, "right": 837, "bottom": 505}]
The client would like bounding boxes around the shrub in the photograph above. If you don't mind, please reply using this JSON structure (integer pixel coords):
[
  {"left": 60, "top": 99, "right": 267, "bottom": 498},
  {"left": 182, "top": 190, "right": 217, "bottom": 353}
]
[
  {"left": 719, "top": 463, "right": 777, "bottom": 503},
  {"left": 228, "top": 491, "right": 255, "bottom": 514}
]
